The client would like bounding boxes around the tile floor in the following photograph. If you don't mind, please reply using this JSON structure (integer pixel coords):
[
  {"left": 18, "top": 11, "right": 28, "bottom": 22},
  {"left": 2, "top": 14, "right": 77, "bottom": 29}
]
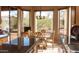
[{"left": 38, "top": 43, "right": 64, "bottom": 53}]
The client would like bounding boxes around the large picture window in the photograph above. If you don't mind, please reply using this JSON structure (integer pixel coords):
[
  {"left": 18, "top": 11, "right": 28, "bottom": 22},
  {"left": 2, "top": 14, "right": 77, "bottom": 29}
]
[{"left": 35, "top": 11, "right": 53, "bottom": 32}]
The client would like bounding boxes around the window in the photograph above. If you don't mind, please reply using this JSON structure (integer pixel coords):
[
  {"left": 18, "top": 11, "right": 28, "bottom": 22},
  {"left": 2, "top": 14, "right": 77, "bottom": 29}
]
[
  {"left": 10, "top": 11, "right": 18, "bottom": 32},
  {"left": 9, "top": 11, "right": 18, "bottom": 45},
  {"left": 59, "top": 9, "right": 68, "bottom": 44},
  {"left": 23, "top": 11, "right": 29, "bottom": 27},
  {"left": 59, "top": 9, "right": 67, "bottom": 35},
  {"left": 1, "top": 11, "right": 9, "bottom": 32},
  {"left": 35, "top": 11, "right": 53, "bottom": 32}
]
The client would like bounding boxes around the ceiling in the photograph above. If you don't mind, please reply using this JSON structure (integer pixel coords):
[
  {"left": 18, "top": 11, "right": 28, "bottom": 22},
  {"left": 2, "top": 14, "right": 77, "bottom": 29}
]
[
  {"left": 19, "top": 6, "right": 70, "bottom": 11},
  {"left": 1, "top": 6, "right": 70, "bottom": 11}
]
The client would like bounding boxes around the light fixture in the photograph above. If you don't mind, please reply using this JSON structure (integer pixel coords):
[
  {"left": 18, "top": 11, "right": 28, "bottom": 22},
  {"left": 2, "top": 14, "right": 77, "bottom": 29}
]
[
  {"left": 39, "top": 11, "right": 42, "bottom": 19},
  {"left": 36, "top": 11, "right": 45, "bottom": 20}
]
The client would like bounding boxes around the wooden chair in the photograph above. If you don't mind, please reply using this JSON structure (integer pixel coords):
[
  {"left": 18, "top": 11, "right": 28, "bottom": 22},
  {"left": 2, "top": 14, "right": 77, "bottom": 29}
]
[{"left": 38, "top": 30, "right": 47, "bottom": 49}]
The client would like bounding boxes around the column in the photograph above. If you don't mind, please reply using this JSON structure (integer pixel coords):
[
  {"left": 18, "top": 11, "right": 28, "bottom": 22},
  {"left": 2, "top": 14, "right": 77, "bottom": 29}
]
[
  {"left": 17, "top": 8, "right": 23, "bottom": 49},
  {"left": 53, "top": 9, "right": 59, "bottom": 43},
  {"left": 29, "top": 9, "right": 35, "bottom": 33}
]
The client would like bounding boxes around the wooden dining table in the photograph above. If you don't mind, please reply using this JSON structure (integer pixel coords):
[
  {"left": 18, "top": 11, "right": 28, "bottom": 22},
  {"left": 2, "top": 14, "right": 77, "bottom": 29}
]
[{"left": 34, "top": 32, "right": 53, "bottom": 44}]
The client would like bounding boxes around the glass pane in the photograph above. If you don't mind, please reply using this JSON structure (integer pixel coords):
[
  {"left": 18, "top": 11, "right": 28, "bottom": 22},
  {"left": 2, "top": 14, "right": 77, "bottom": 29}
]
[
  {"left": 35, "top": 11, "right": 53, "bottom": 33},
  {"left": 0, "top": 11, "right": 9, "bottom": 45},
  {"left": 23, "top": 11, "right": 30, "bottom": 46},
  {"left": 10, "top": 11, "right": 18, "bottom": 45},
  {"left": 59, "top": 9, "right": 67, "bottom": 35},
  {"left": 10, "top": 11, "right": 18, "bottom": 32},
  {"left": 59, "top": 9, "right": 68, "bottom": 44},
  {"left": 1, "top": 11, "right": 9, "bottom": 32},
  {"left": 23, "top": 11, "right": 29, "bottom": 27}
]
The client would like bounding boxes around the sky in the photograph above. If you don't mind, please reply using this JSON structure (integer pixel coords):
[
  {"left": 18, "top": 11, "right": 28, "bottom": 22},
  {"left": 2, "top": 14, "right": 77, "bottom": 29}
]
[
  {"left": 1, "top": 11, "right": 17, "bottom": 16},
  {"left": 1, "top": 11, "right": 53, "bottom": 19},
  {"left": 35, "top": 11, "right": 53, "bottom": 18},
  {"left": 1, "top": 11, "right": 29, "bottom": 17}
]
